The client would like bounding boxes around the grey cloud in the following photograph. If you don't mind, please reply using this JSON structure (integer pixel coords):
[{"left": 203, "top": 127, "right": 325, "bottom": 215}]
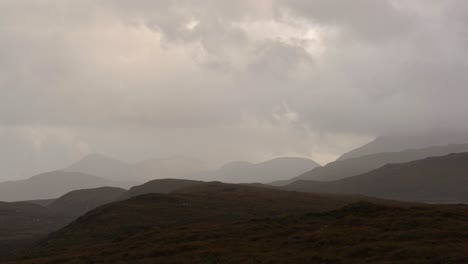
[{"left": 0, "top": 0, "right": 467, "bottom": 179}]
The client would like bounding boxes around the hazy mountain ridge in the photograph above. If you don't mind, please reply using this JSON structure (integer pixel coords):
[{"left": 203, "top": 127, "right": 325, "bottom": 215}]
[
  {"left": 338, "top": 133, "right": 468, "bottom": 161},
  {"left": 280, "top": 142, "right": 468, "bottom": 184},
  {"left": 284, "top": 152, "right": 468, "bottom": 203},
  {"left": 65, "top": 154, "right": 207, "bottom": 183},
  {"left": 0, "top": 171, "right": 132, "bottom": 202},
  {"left": 193, "top": 157, "right": 320, "bottom": 183}
]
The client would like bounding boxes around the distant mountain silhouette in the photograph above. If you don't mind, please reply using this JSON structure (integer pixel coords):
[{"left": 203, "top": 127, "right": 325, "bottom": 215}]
[
  {"left": 276, "top": 143, "right": 468, "bottom": 184},
  {"left": 338, "top": 133, "right": 468, "bottom": 161},
  {"left": 135, "top": 156, "right": 208, "bottom": 179},
  {"left": 284, "top": 152, "right": 468, "bottom": 203},
  {"left": 66, "top": 154, "right": 207, "bottom": 183},
  {"left": 194, "top": 157, "right": 320, "bottom": 183},
  {"left": 48, "top": 187, "right": 126, "bottom": 217},
  {"left": 0, "top": 171, "right": 131, "bottom": 202}
]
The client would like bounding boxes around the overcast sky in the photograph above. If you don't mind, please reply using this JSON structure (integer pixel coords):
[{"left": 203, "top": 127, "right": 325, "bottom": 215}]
[{"left": 1, "top": 0, "right": 468, "bottom": 180}]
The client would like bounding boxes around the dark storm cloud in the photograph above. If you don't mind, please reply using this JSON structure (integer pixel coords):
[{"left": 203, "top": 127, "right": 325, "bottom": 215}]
[{"left": 0, "top": 0, "right": 467, "bottom": 179}]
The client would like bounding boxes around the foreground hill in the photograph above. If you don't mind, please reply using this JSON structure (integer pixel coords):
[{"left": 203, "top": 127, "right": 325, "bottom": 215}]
[
  {"left": 0, "top": 171, "right": 131, "bottom": 202},
  {"left": 0, "top": 202, "right": 69, "bottom": 260},
  {"left": 338, "top": 133, "right": 468, "bottom": 161},
  {"left": 66, "top": 154, "right": 207, "bottom": 183},
  {"left": 194, "top": 157, "right": 320, "bottom": 183},
  {"left": 284, "top": 152, "right": 468, "bottom": 203},
  {"left": 9, "top": 184, "right": 468, "bottom": 264},
  {"left": 48, "top": 187, "right": 126, "bottom": 217},
  {"left": 277, "top": 143, "right": 468, "bottom": 184}
]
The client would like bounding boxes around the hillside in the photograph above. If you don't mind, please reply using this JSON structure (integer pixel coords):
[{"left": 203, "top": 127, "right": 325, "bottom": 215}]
[
  {"left": 48, "top": 187, "right": 126, "bottom": 217},
  {"left": 338, "top": 133, "right": 468, "bottom": 161},
  {"left": 0, "top": 202, "right": 69, "bottom": 260},
  {"left": 0, "top": 171, "right": 132, "bottom": 202},
  {"left": 120, "top": 179, "right": 205, "bottom": 200},
  {"left": 9, "top": 184, "right": 468, "bottom": 263},
  {"left": 278, "top": 143, "right": 468, "bottom": 184},
  {"left": 194, "top": 157, "right": 320, "bottom": 183},
  {"left": 284, "top": 152, "right": 468, "bottom": 203}
]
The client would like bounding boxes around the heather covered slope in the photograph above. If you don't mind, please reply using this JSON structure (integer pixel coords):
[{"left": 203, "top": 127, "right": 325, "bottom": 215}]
[
  {"left": 0, "top": 202, "right": 69, "bottom": 261},
  {"left": 281, "top": 143, "right": 468, "bottom": 184},
  {"left": 284, "top": 152, "right": 468, "bottom": 203},
  {"left": 9, "top": 185, "right": 468, "bottom": 264}
]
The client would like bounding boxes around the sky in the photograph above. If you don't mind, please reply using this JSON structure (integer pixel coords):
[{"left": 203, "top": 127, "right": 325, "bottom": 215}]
[{"left": 1, "top": 0, "right": 468, "bottom": 180}]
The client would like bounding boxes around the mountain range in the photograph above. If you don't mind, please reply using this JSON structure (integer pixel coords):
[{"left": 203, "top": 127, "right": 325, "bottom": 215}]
[
  {"left": 193, "top": 157, "right": 320, "bottom": 183},
  {"left": 0, "top": 171, "right": 132, "bottom": 202},
  {"left": 273, "top": 142, "right": 468, "bottom": 185},
  {"left": 338, "top": 133, "right": 468, "bottom": 161},
  {"left": 284, "top": 152, "right": 468, "bottom": 203},
  {"left": 65, "top": 154, "right": 207, "bottom": 183}
]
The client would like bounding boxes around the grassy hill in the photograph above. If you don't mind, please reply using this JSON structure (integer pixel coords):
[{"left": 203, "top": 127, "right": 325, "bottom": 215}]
[
  {"left": 48, "top": 187, "right": 126, "bottom": 217},
  {"left": 7, "top": 184, "right": 468, "bottom": 263}
]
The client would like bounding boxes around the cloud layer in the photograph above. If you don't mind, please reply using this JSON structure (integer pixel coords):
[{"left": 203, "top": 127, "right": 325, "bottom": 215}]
[{"left": 1, "top": 1, "right": 467, "bottom": 179}]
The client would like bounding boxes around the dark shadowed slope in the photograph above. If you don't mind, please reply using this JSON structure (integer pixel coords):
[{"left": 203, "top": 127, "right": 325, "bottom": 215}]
[
  {"left": 66, "top": 154, "right": 207, "bottom": 183},
  {"left": 194, "top": 157, "right": 320, "bottom": 183},
  {"left": 278, "top": 143, "right": 468, "bottom": 184},
  {"left": 0, "top": 202, "right": 69, "bottom": 260},
  {"left": 284, "top": 152, "right": 468, "bottom": 203},
  {"left": 48, "top": 187, "right": 126, "bottom": 217},
  {"left": 338, "top": 133, "right": 468, "bottom": 161},
  {"left": 9, "top": 184, "right": 468, "bottom": 264},
  {"left": 0, "top": 171, "right": 132, "bottom": 202}
]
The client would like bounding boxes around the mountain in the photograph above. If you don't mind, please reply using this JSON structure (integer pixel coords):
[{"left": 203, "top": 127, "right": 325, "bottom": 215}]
[
  {"left": 0, "top": 201, "right": 69, "bottom": 260},
  {"left": 120, "top": 179, "right": 205, "bottom": 200},
  {"left": 338, "top": 133, "right": 468, "bottom": 161},
  {"left": 66, "top": 154, "right": 207, "bottom": 183},
  {"left": 281, "top": 143, "right": 468, "bottom": 184},
  {"left": 135, "top": 156, "right": 208, "bottom": 180},
  {"left": 284, "top": 152, "right": 468, "bottom": 203},
  {"left": 195, "top": 157, "right": 320, "bottom": 183},
  {"left": 0, "top": 171, "right": 131, "bottom": 202},
  {"left": 10, "top": 184, "right": 468, "bottom": 263},
  {"left": 65, "top": 154, "right": 136, "bottom": 182},
  {"left": 48, "top": 187, "right": 126, "bottom": 217}
]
